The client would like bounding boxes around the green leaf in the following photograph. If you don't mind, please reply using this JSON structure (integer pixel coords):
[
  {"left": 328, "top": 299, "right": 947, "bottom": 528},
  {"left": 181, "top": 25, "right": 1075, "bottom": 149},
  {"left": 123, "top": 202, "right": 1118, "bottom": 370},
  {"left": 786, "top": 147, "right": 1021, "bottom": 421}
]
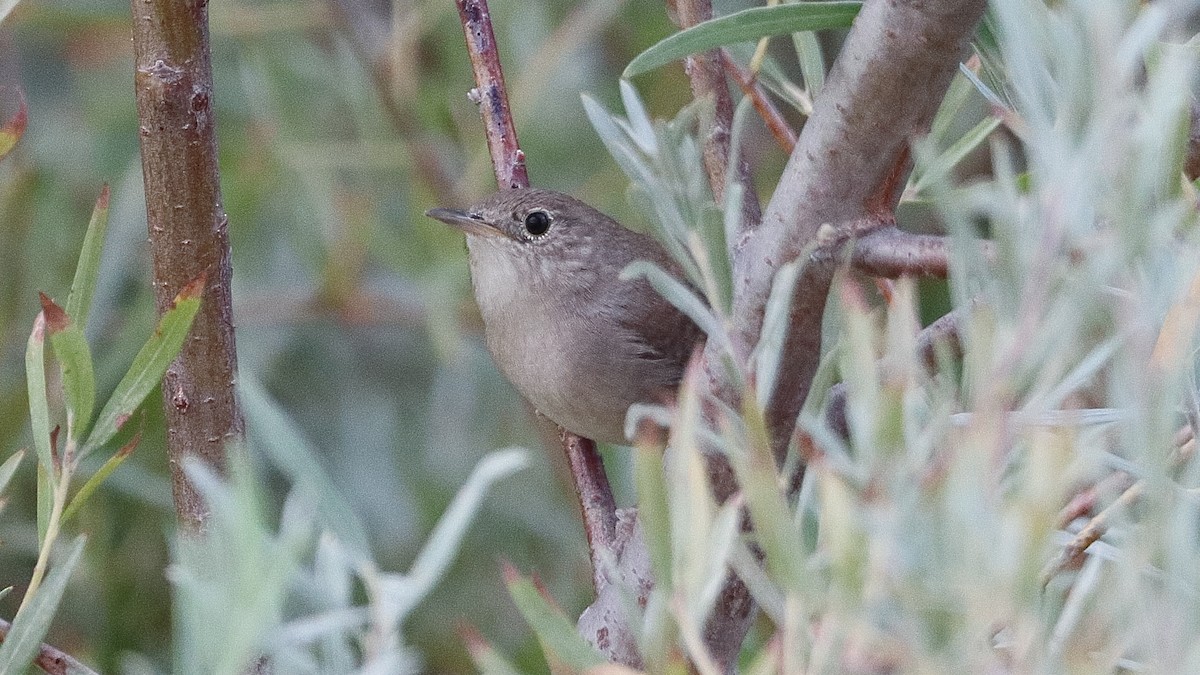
[
  {"left": 634, "top": 440, "right": 672, "bottom": 583},
  {"left": 753, "top": 260, "right": 803, "bottom": 410},
  {"left": 503, "top": 565, "right": 606, "bottom": 670},
  {"left": 790, "top": 22, "right": 825, "bottom": 97},
  {"left": 36, "top": 465, "right": 52, "bottom": 546},
  {"left": 624, "top": 2, "right": 861, "bottom": 78},
  {"left": 24, "top": 312, "right": 53, "bottom": 475},
  {"left": 0, "top": 450, "right": 24, "bottom": 497},
  {"left": 910, "top": 115, "right": 1001, "bottom": 196},
  {"left": 66, "top": 186, "right": 111, "bottom": 333},
  {"left": 0, "top": 536, "right": 86, "bottom": 673},
  {"left": 461, "top": 625, "right": 523, "bottom": 675},
  {"left": 0, "top": 92, "right": 25, "bottom": 160},
  {"left": 80, "top": 275, "right": 205, "bottom": 459},
  {"left": 40, "top": 294, "right": 96, "bottom": 441},
  {"left": 62, "top": 427, "right": 141, "bottom": 525}
]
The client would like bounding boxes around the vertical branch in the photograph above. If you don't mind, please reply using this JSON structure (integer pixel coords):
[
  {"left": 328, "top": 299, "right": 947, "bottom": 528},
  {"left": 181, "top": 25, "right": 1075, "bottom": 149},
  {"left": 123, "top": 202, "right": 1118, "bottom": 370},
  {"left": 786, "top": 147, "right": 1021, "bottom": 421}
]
[
  {"left": 453, "top": 0, "right": 618, "bottom": 601},
  {"left": 131, "top": 0, "right": 243, "bottom": 530},
  {"left": 455, "top": 0, "right": 529, "bottom": 190},
  {"left": 673, "top": 0, "right": 761, "bottom": 228}
]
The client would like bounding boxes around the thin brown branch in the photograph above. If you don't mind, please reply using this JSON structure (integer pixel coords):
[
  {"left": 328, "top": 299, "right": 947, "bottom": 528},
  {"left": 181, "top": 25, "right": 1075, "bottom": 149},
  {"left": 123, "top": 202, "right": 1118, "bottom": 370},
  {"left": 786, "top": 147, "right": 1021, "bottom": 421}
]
[
  {"left": 131, "top": 0, "right": 243, "bottom": 531},
  {"left": 452, "top": 0, "right": 622, "bottom": 646},
  {"left": 561, "top": 430, "right": 618, "bottom": 594},
  {"left": 673, "top": 0, "right": 761, "bottom": 230},
  {"left": 719, "top": 50, "right": 797, "bottom": 155},
  {"left": 454, "top": 0, "right": 529, "bottom": 191},
  {"left": 845, "top": 227, "right": 953, "bottom": 278},
  {"left": 328, "top": 0, "right": 467, "bottom": 206},
  {"left": 915, "top": 308, "right": 965, "bottom": 372},
  {"left": 1041, "top": 480, "right": 1144, "bottom": 586},
  {"left": 0, "top": 617, "right": 98, "bottom": 675}
]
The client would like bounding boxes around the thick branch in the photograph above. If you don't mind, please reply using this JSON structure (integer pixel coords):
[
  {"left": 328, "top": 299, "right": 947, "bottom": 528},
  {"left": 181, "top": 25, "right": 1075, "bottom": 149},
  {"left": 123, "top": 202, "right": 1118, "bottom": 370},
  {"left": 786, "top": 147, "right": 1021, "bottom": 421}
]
[
  {"left": 726, "top": 0, "right": 987, "bottom": 454},
  {"left": 131, "top": 0, "right": 243, "bottom": 531}
]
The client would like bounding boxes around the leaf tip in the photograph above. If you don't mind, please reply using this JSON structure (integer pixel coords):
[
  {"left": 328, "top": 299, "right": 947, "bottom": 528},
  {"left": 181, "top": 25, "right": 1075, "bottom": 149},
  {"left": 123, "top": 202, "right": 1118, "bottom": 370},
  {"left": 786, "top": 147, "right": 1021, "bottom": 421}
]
[
  {"left": 500, "top": 559, "right": 521, "bottom": 586},
  {"left": 38, "top": 292, "right": 69, "bottom": 332},
  {"left": 96, "top": 184, "right": 111, "bottom": 210},
  {"left": 175, "top": 272, "right": 208, "bottom": 305}
]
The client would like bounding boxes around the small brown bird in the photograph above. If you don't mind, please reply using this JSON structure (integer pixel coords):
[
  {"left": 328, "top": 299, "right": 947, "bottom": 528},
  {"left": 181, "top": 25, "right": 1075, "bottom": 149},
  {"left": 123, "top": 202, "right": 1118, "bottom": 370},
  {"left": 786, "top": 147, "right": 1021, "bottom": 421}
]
[{"left": 427, "top": 188, "right": 701, "bottom": 444}]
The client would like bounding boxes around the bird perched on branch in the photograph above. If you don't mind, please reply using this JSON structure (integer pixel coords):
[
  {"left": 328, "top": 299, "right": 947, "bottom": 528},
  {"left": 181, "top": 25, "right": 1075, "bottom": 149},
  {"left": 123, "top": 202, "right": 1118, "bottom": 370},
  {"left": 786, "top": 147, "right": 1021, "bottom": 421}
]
[{"left": 427, "top": 188, "right": 701, "bottom": 444}]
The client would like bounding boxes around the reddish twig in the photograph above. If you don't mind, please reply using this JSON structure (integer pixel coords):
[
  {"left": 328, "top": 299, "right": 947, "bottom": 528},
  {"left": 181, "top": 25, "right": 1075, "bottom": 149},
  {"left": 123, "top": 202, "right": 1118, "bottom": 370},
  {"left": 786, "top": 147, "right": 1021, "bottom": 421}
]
[
  {"left": 720, "top": 51, "right": 797, "bottom": 155},
  {"left": 455, "top": 0, "right": 529, "bottom": 190},
  {"left": 0, "top": 617, "right": 98, "bottom": 675},
  {"left": 673, "top": 0, "right": 761, "bottom": 230},
  {"left": 1041, "top": 480, "right": 1143, "bottom": 586},
  {"left": 453, "top": 0, "right": 619, "bottom": 613},
  {"left": 561, "top": 430, "right": 618, "bottom": 594},
  {"left": 131, "top": 0, "right": 243, "bottom": 531}
]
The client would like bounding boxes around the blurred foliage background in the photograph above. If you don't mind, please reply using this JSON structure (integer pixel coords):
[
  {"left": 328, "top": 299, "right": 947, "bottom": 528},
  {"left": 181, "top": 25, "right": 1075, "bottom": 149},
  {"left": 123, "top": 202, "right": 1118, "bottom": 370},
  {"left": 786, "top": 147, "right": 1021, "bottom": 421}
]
[{"left": 0, "top": 0, "right": 766, "bottom": 671}]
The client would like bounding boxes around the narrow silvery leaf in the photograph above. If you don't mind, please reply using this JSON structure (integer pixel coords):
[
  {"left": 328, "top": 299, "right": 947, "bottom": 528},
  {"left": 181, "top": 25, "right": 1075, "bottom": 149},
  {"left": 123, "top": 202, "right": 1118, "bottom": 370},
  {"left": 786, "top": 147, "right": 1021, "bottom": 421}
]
[
  {"left": 753, "top": 260, "right": 803, "bottom": 409},
  {"left": 396, "top": 449, "right": 527, "bottom": 620},
  {"left": 240, "top": 376, "right": 372, "bottom": 562},
  {"left": 25, "top": 313, "right": 53, "bottom": 477},
  {"left": 0, "top": 536, "right": 86, "bottom": 673},
  {"left": 581, "top": 94, "right": 658, "bottom": 190},
  {"left": 619, "top": 79, "right": 658, "bottom": 155},
  {"left": 0, "top": 450, "right": 23, "bottom": 496},
  {"left": 790, "top": 24, "right": 825, "bottom": 97},
  {"left": 959, "top": 62, "right": 1008, "bottom": 110},
  {"left": 911, "top": 116, "right": 1001, "bottom": 196},
  {"left": 622, "top": 260, "right": 730, "bottom": 355}
]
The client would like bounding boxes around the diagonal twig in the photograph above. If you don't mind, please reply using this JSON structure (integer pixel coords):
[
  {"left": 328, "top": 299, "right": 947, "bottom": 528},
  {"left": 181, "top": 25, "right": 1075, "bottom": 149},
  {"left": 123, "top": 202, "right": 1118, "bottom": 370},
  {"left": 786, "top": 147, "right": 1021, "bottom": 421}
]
[
  {"left": 719, "top": 50, "right": 797, "bottom": 155},
  {"left": 0, "top": 617, "right": 99, "bottom": 675}
]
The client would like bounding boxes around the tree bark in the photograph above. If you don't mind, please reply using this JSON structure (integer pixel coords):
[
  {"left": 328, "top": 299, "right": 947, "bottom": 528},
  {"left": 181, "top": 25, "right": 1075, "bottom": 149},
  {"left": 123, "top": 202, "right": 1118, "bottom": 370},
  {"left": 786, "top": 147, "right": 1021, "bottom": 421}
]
[{"left": 130, "top": 0, "right": 243, "bottom": 531}]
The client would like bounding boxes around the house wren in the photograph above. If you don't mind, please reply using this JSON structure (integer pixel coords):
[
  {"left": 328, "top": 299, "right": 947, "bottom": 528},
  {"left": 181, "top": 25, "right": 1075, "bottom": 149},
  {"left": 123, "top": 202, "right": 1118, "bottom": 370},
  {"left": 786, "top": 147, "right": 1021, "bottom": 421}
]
[{"left": 426, "top": 188, "right": 702, "bottom": 444}]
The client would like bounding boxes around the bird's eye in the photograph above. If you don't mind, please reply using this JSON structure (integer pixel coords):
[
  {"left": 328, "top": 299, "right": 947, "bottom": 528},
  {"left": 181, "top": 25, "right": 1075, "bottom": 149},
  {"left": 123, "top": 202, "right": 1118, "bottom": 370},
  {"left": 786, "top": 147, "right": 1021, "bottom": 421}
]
[{"left": 523, "top": 210, "right": 552, "bottom": 236}]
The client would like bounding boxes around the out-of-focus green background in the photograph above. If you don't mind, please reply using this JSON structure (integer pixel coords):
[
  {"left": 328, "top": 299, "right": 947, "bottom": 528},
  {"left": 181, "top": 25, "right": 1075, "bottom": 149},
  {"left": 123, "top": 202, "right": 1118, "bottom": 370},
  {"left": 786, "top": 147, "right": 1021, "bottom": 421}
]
[{"left": 0, "top": 0, "right": 798, "bottom": 670}]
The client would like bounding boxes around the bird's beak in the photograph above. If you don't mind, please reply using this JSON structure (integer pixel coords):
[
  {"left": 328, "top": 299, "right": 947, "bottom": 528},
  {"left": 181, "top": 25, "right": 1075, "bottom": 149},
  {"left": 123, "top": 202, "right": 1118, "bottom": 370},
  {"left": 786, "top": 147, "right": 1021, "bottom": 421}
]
[{"left": 425, "top": 208, "right": 505, "bottom": 239}]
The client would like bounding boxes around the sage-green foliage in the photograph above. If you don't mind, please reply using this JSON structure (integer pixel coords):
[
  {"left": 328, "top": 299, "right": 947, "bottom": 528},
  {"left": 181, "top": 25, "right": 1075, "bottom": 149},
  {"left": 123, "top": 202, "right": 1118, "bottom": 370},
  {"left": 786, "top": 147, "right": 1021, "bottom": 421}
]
[
  {"left": 3, "top": 0, "right": 685, "bottom": 669},
  {"left": 170, "top": 443, "right": 526, "bottom": 674},
  {"left": 510, "top": 0, "right": 1200, "bottom": 671}
]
